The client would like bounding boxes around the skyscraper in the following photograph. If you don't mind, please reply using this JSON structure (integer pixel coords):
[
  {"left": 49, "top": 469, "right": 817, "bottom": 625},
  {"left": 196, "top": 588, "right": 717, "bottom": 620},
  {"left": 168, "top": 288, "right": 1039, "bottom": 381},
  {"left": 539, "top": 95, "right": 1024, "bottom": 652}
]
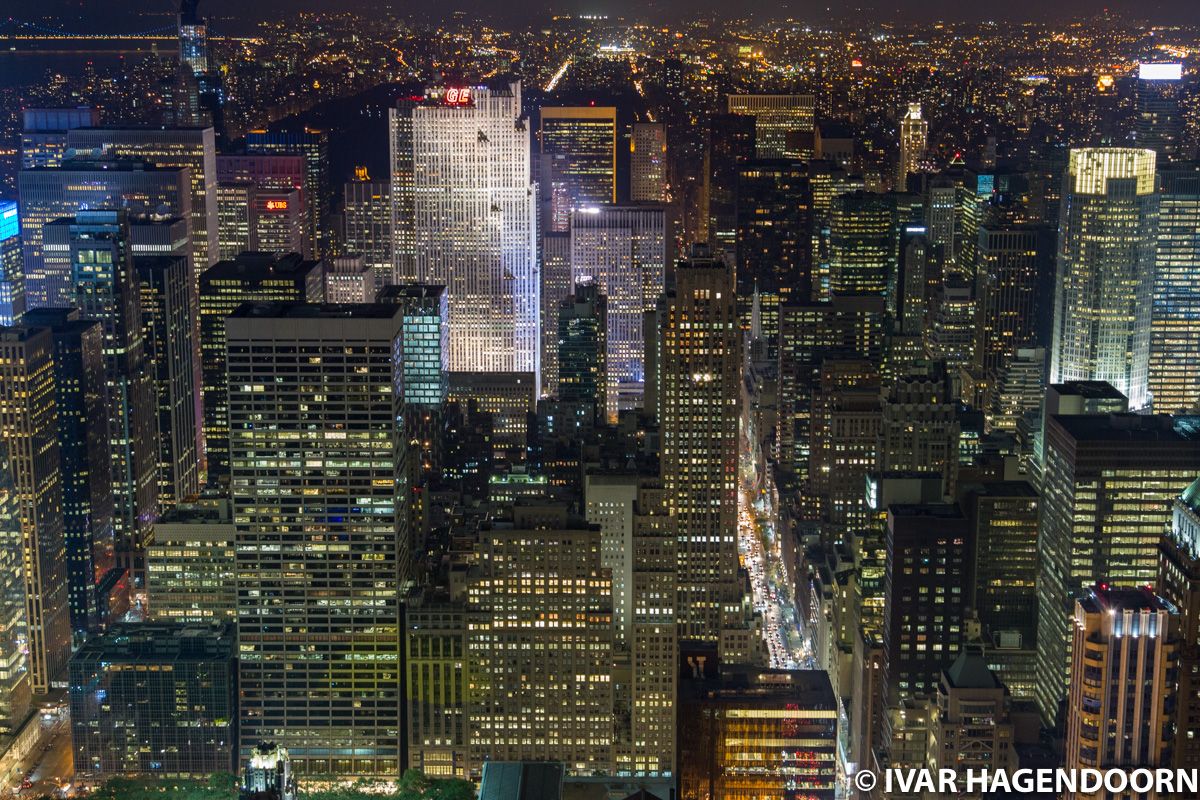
[
  {"left": 973, "top": 226, "right": 1047, "bottom": 379},
  {"left": 0, "top": 201, "right": 24, "bottom": 326},
  {"left": 253, "top": 188, "right": 305, "bottom": 255},
  {"left": 631, "top": 122, "right": 668, "bottom": 203},
  {"left": 539, "top": 106, "right": 617, "bottom": 231},
  {"left": 136, "top": 255, "right": 202, "bottom": 508},
  {"left": 726, "top": 94, "right": 816, "bottom": 159},
  {"left": 0, "top": 326, "right": 72, "bottom": 694},
  {"left": 1063, "top": 587, "right": 1180, "bottom": 787},
  {"left": 405, "top": 83, "right": 539, "bottom": 380},
  {"left": 228, "top": 303, "right": 409, "bottom": 778},
  {"left": 54, "top": 211, "right": 159, "bottom": 577},
  {"left": 569, "top": 205, "right": 666, "bottom": 418},
  {"left": 702, "top": 114, "right": 756, "bottom": 250},
  {"left": 1133, "top": 63, "right": 1184, "bottom": 162},
  {"left": 145, "top": 501, "right": 236, "bottom": 624},
  {"left": 198, "top": 252, "right": 324, "bottom": 486},
  {"left": 1049, "top": 148, "right": 1159, "bottom": 410},
  {"left": 1149, "top": 167, "right": 1200, "bottom": 414},
  {"left": 18, "top": 160, "right": 191, "bottom": 307},
  {"left": 540, "top": 231, "right": 571, "bottom": 397},
  {"left": 177, "top": 0, "right": 209, "bottom": 77},
  {"left": 22, "top": 309, "right": 111, "bottom": 637},
  {"left": 1035, "top": 413, "right": 1200, "bottom": 723},
  {"left": 19, "top": 107, "right": 100, "bottom": 170},
  {"left": 829, "top": 191, "right": 893, "bottom": 297},
  {"left": 216, "top": 180, "right": 256, "bottom": 259},
  {"left": 557, "top": 282, "right": 608, "bottom": 423},
  {"left": 1158, "top": 478, "right": 1200, "bottom": 769},
  {"left": 245, "top": 129, "right": 331, "bottom": 256},
  {"left": 65, "top": 127, "right": 220, "bottom": 275},
  {"left": 0, "top": 441, "right": 30, "bottom": 732},
  {"left": 897, "top": 103, "right": 928, "bottom": 185},
  {"left": 660, "top": 250, "right": 741, "bottom": 642},
  {"left": 343, "top": 174, "right": 393, "bottom": 289}
]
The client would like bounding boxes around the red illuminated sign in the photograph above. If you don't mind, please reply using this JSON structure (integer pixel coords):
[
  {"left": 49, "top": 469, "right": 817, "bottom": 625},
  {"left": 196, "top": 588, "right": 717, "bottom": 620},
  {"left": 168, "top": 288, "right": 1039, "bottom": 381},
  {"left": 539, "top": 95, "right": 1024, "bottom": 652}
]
[
  {"left": 444, "top": 87, "right": 472, "bottom": 105},
  {"left": 265, "top": 199, "right": 288, "bottom": 211}
]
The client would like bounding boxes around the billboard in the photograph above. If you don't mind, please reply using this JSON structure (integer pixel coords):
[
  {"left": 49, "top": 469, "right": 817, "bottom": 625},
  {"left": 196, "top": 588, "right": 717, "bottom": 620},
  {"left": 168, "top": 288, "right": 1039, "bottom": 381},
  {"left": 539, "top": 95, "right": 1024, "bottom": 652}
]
[{"left": 1139, "top": 63, "right": 1183, "bottom": 81}]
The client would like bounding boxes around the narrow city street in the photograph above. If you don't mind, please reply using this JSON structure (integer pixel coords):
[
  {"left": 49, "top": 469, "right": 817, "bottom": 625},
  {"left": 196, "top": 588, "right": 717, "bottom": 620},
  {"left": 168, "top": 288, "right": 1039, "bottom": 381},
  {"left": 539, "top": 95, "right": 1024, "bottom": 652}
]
[{"left": 739, "top": 373, "right": 817, "bottom": 671}]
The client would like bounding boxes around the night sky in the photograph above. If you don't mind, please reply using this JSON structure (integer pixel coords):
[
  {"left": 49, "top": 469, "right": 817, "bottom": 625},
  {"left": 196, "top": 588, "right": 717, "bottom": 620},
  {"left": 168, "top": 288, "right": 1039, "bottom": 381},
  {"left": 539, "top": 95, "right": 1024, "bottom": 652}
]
[{"left": 19, "top": 0, "right": 1200, "bottom": 30}]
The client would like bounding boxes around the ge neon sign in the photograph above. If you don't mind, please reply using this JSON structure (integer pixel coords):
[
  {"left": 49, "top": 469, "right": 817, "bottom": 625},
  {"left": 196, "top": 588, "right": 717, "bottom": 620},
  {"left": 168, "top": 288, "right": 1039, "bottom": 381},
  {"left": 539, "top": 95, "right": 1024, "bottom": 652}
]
[{"left": 444, "top": 87, "right": 472, "bottom": 105}]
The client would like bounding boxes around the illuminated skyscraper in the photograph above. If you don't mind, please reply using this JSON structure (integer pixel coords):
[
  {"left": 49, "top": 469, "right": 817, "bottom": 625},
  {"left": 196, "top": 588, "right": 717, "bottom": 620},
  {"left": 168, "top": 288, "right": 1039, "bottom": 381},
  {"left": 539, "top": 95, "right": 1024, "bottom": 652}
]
[
  {"left": 22, "top": 309, "right": 111, "bottom": 637},
  {"left": 1063, "top": 587, "right": 1180, "bottom": 788},
  {"left": 1049, "top": 148, "right": 1159, "bottom": 410},
  {"left": 253, "top": 188, "right": 304, "bottom": 255},
  {"left": 19, "top": 107, "right": 100, "bottom": 170},
  {"left": 1035, "top": 413, "right": 1200, "bottom": 723},
  {"left": 1158, "top": 478, "right": 1200, "bottom": 769},
  {"left": 1149, "top": 167, "right": 1200, "bottom": 414},
  {"left": 388, "top": 97, "right": 419, "bottom": 284},
  {"left": 557, "top": 282, "right": 608, "bottom": 424},
  {"left": 216, "top": 180, "right": 256, "bottom": 259},
  {"left": 66, "top": 127, "right": 220, "bottom": 275},
  {"left": 0, "top": 201, "right": 24, "bottom": 326},
  {"left": 466, "top": 508, "right": 614, "bottom": 776},
  {"left": 726, "top": 94, "right": 816, "bottom": 159},
  {"left": 198, "top": 252, "right": 324, "bottom": 486},
  {"left": 0, "top": 442, "right": 30, "bottom": 732},
  {"left": 660, "top": 250, "right": 741, "bottom": 641},
  {"left": 322, "top": 255, "right": 373, "bottom": 303},
  {"left": 829, "top": 191, "right": 893, "bottom": 296},
  {"left": 51, "top": 212, "right": 159, "bottom": 577},
  {"left": 403, "top": 83, "right": 539, "bottom": 380},
  {"left": 539, "top": 106, "right": 617, "bottom": 232},
  {"left": 18, "top": 160, "right": 190, "bottom": 307},
  {"left": 228, "top": 303, "right": 409, "bottom": 778},
  {"left": 972, "top": 226, "right": 1048, "bottom": 392},
  {"left": 0, "top": 326, "right": 71, "bottom": 694},
  {"left": 1134, "top": 63, "right": 1184, "bottom": 162},
  {"left": 343, "top": 174, "right": 393, "bottom": 289},
  {"left": 570, "top": 205, "right": 666, "bottom": 418},
  {"left": 245, "top": 129, "right": 330, "bottom": 256},
  {"left": 702, "top": 114, "right": 755, "bottom": 250},
  {"left": 540, "top": 231, "right": 571, "bottom": 396},
  {"left": 897, "top": 103, "right": 928, "bottom": 185},
  {"left": 146, "top": 500, "right": 235, "bottom": 623},
  {"left": 631, "top": 122, "right": 667, "bottom": 202},
  {"left": 178, "top": 0, "right": 209, "bottom": 77}
]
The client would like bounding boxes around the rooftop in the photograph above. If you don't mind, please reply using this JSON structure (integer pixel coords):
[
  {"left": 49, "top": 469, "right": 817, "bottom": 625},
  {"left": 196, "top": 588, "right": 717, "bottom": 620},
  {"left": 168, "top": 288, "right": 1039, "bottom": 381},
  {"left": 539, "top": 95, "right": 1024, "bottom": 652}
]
[
  {"left": 228, "top": 302, "right": 401, "bottom": 320},
  {"left": 1079, "top": 585, "right": 1176, "bottom": 615},
  {"left": 1053, "top": 413, "right": 1200, "bottom": 443}
]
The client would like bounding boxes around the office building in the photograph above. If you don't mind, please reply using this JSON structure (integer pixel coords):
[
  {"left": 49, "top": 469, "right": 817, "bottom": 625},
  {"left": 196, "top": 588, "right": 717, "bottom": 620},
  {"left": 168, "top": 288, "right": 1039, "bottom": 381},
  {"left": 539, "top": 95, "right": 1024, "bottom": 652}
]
[
  {"left": 1134, "top": 63, "right": 1184, "bottom": 161},
  {"left": 1149, "top": 167, "right": 1200, "bottom": 414},
  {"left": 0, "top": 443, "right": 30, "bottom": 732},
  {"left": 539, "top": 107, "right": 617, "bottom": 232},
  {"left": 1036, "top": 413, "right": 1200, "bottom": 723},
  {"left": 19, "top": 107, "right": 100, "bottom": 169},
  {"left": 228, "top": 303, "right": 409, "bottom": 778},
  {"left": 466, "top": 510, "right": 614, "bottom": 777},
  {"left": 1158, "top": 478, "right": 1200, "bottom": 770},
  {"left": 897, "top": 103, "right": 928, "bottom": 185},
  {"left": 146, "top": 500, "right": 235, "bottom": 623},
  {"left": 22, "top": 309, "right": 111, "bottom": 637},
  {"left": 69, "top": 621, "right": 236, "bottom": 778},
  {"left": 877, "top": 365, "right": 962, "bottom": 499},
  {"left": 926, "top": 649, "right": 1016, "bottom": 788},
  {"left": 1049, "top": 148, "right": 1159, "bottom": 410},
  {"left": 0, "top": 327, "right": 72, "bottom": 693},
  {"left": 403, "top": 83, "right": 539, "bottom": 379},
  {"left": 376, "top": 283, "right": 449, "bottom": 410},
  {"left": 540, "top": 231, "right": 571, "bottom": 396},
  {"left": 726, "top": 94, "right": 816, "bottom": 159},
  {"left": 136, "top": 255, "right": 201, "bottom": 508},
  {"left": 702, "top": 114, "right": 756, "bottom": 250},
  {"left": 246, "top": 129, "right": 330, "bottom": 255},
  {"left": 18, "top": 160, "right": 191, "bottom": 307},
  {"left": 631, "top": 122, "right": 667, "bottom": 202},
  {"left": 0, "top": 202, "right": 23, "bottom": 326},
  {"left": 735, "top": 159, "right": 813, "bottom": 358},
  {"left": 960, "top": 482, "right": 1039, "bottom": 647},
  {"left": 660, "top": 252, "right": 741, "bottom": 641},
  {"left": 322, "top": 255, "right": 373, "bottom": 303},
  {"left": 678, "top": 666, "right": 837, "bottom": 800},
  {"left": 830, "top": 191, "right": 893, "bottom": 296},
  {"left": 252, "top": 188, "right": 304, "bottom": 255},
  {"left": 882, "top": 504, "right": 970, "bottom": 705},
  {"left": 388, "top": 96, "right": 419, "bottom": 284},
  {"left": 216, "top": 180, "right": 256, "bottom": 259},
  {"left": 198, "top": 252, "right": 324, "bottom": 485},
  {"left": 1063, "top": 588, "right": 1179, "bottom": 784},
  {"left": 343, "top": 175, "right": 392, "bottom": 289},
  {"left": 924, "top": 277, "right": 975, "bottom": 375},
  {"left": 447, "top": 372, "right": 536, "bottom": 462},
  {"left": 973, "top": 226, "right": 1047, "bottom": 379},
  {"left": 808, "top": 360, "right": 882, "bottom": 535},
  {"left": 570, "top": 205, "right": 666, "bottom": 418},
  {"left": 216, "top": 153, "right": 306, "bottom": 194},
  {"left": 557, "top": 282, "right": 608, "bottom": 424},
  {"left": 53, "top": 211, "right": 159, "bottom": 576},
  {"left": 66, "top": 126, "right": 220, "bottom": 274}
]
